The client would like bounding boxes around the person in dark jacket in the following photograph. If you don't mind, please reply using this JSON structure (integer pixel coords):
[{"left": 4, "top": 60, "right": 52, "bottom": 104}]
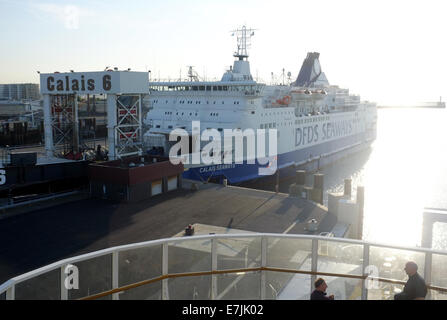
[
  {"left": 394, "top": 261, "right": 428, "bottom": 300},
  {"left": 311, "top": 278, "right": 334, "bottom": 300}
]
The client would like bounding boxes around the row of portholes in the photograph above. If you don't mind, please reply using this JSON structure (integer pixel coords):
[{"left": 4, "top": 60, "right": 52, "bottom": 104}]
[
  {"left": 260, "top": 121, "right": 301, "bottom": 129},
  {"left": 164, "top": 112, "right": 221, "bottom": 117},
  {"left": 154, "top": 100, "right": 242, "bottom": 105},
  {"left": 261, "top": 110, "right": 294, "bottom": 116}
]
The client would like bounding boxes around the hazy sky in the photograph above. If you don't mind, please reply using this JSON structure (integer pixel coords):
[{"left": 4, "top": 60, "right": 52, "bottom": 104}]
[{"left": 1, "top": 0, "right": 446, "bottom": 104}]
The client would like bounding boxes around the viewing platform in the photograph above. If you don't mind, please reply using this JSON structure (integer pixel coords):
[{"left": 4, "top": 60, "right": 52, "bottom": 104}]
[{"left": 1, "top": 232, "right": 446, "bottom": 300}]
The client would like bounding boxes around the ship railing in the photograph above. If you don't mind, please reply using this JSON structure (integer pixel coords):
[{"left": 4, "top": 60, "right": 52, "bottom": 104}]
[{"left": 1, "top": 234, "right": 447, "bottom": 300}]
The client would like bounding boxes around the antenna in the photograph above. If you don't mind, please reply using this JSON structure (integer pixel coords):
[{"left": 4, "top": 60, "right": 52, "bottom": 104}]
[
  {"left": 230, "top": 26, "right": 256, "bottom": 61},
  {"left": 187, "top": 66, "right": 200, "bottom": 82}
]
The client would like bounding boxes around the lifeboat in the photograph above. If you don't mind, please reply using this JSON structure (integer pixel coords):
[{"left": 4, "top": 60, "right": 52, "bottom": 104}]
[
  {"left": 275, "top": 95, "right": 291, "bottom": 105},
  {"left": 291, "top": 89, "right": 312, "bottom": 101}
]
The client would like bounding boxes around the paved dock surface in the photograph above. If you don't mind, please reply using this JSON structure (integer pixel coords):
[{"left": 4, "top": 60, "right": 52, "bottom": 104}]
[{"left": 0, "top": 181, "right": 336, "bottom": 284}]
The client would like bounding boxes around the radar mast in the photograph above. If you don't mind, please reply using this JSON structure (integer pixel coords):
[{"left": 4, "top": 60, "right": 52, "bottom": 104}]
[{"left": 231, "top": 26, "right": 256, "bottom": 61}]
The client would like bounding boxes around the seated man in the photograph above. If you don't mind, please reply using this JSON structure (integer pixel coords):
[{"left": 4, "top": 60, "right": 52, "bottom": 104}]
[
  {"left": 394, "top": 261, "right": 427, "bottom": 300},
  {"left": 311, "top": 278, "right": 334, "bottom": 300}
]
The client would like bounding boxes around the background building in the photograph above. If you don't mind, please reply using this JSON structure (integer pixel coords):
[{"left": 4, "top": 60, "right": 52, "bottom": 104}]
[{"left": 0, "top": 83, "right": 40, "bottom": 101}]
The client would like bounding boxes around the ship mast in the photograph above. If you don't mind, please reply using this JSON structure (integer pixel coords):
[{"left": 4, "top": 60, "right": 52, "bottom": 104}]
[{"left": 231, "top": 26, "right": 256, "bottom": 61}]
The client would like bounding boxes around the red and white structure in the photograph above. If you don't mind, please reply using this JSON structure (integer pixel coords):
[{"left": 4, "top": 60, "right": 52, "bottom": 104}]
[{"left": 40, "top": 71, "right": 149, "bottom": 160}]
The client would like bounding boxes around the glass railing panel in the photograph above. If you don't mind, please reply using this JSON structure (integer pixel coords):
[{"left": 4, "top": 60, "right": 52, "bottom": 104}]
[
  {"left": 369, "top": 246, "right": 425, "bottom": 283},
  {"left": 317, "top": 276, "right": 363, "bottom": 300},
  {"left": 217, "top": 237, "right": 261, "bottom": 271},
  {"left": 67, "top": 254, "right": 112, "bottom": 300},
  {"left": 429, "top": 289, "right": 447, "bottom": 300},
  {"left": 318, "top": 241, "right": 363, "bottom": 276},
  {"left": 367, "top": 281, "right": 404, "bottom": 300},
  {"left": 268, "top": 271, "right": 311, "bottom": 300},
  {"left": 118, "top": 245, "right": 162, "bottom": 300},
  {"left": 266, "top": 238, "right": 312, "bottom": 270},
  {"left": 168, "top": 275, "right": 211, "bottom": 300},
  {"left": 119, "top": 281, "right": 162, "bottom": 300},
  {"left": 431, "top": 254, "right": 447, "bottom": 293},
  {"left": 216, "top": 271, "right": 261, "bottom": 300},
  {"left": 168, "top": 239, "right": 211, "bottom": 274},
  {"left": 15, "top": 268, "right": 60, "bottom": 300}
]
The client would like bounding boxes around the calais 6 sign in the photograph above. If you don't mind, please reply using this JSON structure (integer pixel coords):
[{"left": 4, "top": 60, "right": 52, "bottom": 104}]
[
  {"left": 46, "top": 74, "right": 112, "bottom": 92},
  {"left": 39, "top": 71, "right": 150, "bottom": 95}
]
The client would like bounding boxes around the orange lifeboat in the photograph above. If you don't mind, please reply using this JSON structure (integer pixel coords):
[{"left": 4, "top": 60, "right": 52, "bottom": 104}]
[{"left": 282, "top": 95, "right": 291, "bottom": 105}]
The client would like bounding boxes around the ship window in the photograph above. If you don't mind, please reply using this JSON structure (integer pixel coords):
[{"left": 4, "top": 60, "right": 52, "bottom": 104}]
[
  {"left": 206, "top": 86, "right": 211, "bottom": 91},
  {"left": 260, "top": 124, "right": 264, "bottom": 129},
  {"left": 192, "top": 86, "right": 198, "bottom": 91},
  {"left": 218, "top": 86, "right": 223, "bottom": 91},
  {"left": 168, "top": 125, "right": 173, "bottom": 129},
  {"left": 251, "top": 111, "right": 255, "bottom": 114},
  {"left": 156, "top": 125, "right": 160, "bottom": 128},
  {"left": 199, "top": 86, "right": 205, "bottom": 91},
  {"left": 213, "top": 86, "right": 218, "bottom": 91},
  {"left": 223, "top": 86, "right": 228, "bottom": 91}
]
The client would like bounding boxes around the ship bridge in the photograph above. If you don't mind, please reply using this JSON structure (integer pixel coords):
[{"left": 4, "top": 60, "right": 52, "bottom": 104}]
[{"left": 1, "top": 233, "right": 446, "bottom": 300}]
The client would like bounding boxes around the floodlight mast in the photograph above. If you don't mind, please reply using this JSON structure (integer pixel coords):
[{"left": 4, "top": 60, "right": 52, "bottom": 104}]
[{"left": 231, "top": 26, "right": 256, "bottom": 61}]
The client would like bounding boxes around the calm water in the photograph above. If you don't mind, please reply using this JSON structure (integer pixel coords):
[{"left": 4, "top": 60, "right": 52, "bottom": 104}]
[{"left": 321, "top": 108, "right": 447, "bottom": 249}]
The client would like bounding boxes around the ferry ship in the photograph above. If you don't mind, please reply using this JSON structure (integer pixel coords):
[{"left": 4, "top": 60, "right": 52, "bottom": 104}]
[{"left": 143, "top": 27, "right": 377, "bottom": 184}]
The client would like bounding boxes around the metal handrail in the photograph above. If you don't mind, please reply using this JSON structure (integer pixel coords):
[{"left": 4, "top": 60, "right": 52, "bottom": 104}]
[
  {"left": 80, "top": 267, "right": 447, "bottom": 301},
  {"left": 2, "top": 233, "right": 447, "bottom": 300}
]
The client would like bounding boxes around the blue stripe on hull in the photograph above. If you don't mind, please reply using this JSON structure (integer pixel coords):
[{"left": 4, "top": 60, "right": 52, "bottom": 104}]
[{"left": 183, "top": 132, "right": 369, "bottom": 184}]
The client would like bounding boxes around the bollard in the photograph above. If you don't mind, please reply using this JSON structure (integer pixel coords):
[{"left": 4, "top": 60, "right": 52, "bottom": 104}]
[
  {"left": 344, "top": 179, "right": 352, "bottom": 197},
  {"left": 223, "top": 179, "right": 228, "bottom": 187},
  {"left": 296, "top": 170, "right": 306, "bottom": 186},
  {"left": 311, "top": 188, "right": 323, "bottom": 205},
  {"left": 312, "top": 174, "right": 324, "bottom": 205},
  {"left": 314, "top": 174, "right": 324, "bottom": 190}
]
